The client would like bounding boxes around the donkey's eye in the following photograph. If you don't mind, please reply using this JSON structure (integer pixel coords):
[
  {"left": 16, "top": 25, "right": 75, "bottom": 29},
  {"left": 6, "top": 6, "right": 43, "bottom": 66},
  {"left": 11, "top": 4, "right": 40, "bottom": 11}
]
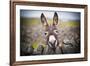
[
  {"left": 54, "top": 30, "right": 58, "bottom": 34},
  {"left": 44, "top": 32, "right": 48, "bottom": 36}
]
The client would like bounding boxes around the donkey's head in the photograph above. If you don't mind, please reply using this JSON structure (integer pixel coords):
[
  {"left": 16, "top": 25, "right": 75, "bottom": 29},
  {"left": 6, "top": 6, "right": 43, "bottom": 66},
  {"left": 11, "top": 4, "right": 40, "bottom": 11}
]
[{"left": 41, "top": 12, "right": 59, "bottom": 51}]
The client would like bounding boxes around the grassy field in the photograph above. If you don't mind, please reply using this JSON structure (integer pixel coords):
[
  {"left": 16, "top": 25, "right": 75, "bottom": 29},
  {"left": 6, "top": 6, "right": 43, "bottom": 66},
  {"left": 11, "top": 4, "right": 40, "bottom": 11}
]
[{"left": 20, "top": 18, "right": 80, "bottom": 27}]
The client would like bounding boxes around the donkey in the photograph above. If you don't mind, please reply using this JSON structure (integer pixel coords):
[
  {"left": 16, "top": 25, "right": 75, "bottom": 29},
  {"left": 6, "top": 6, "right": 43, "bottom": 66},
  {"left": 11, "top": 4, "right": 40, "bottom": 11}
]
[{"left": 40, "top": 12, "right": 63, "bottom": 54}]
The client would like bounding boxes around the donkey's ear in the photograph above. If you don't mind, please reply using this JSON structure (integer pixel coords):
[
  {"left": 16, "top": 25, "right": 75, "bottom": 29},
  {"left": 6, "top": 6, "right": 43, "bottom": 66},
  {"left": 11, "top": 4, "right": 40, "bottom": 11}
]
[
  {"left": 41, "top": 13, "right": 48, "bottom": 26},
  {"left": 53, "top": 12, "right": 58, "bottom": 25}
]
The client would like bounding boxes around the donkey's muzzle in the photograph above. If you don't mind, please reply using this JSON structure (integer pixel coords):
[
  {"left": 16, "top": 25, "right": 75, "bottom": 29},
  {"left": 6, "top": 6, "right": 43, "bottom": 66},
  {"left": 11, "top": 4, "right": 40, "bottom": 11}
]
[{"left": 48, "top": 35, "right": 58, "bottom": 48}]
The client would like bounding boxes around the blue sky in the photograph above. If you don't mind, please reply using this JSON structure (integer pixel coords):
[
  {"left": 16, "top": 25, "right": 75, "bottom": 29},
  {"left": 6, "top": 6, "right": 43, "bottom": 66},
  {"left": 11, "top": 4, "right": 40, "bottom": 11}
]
[{"left": 20, "top": 10, "right": 80, "bottom": 21}]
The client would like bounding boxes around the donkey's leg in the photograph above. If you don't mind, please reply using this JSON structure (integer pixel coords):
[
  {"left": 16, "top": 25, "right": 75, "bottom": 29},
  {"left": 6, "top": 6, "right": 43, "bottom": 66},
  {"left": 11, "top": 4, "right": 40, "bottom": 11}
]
[
  {"left": 56, "top": 46, "right": 63, "bottom": 54},
  {"left": 43, "top": 45, "right": 55, "bottom": 55}
]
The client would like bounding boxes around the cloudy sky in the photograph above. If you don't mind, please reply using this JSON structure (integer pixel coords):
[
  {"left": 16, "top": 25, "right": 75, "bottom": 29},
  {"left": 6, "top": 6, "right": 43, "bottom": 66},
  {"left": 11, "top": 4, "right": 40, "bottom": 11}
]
[{"left": 20, "top": 10, "right": 80, "bottom": 21}]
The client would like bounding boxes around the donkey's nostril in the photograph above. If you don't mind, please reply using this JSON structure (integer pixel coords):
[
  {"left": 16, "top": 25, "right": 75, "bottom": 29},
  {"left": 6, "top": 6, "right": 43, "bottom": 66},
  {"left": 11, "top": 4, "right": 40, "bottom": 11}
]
[
  {"left": 49, "top": 35, "right": 57, "bottom": 45},
  {"left": 48, "top": 40, "right": 57, "bottom": 49}
]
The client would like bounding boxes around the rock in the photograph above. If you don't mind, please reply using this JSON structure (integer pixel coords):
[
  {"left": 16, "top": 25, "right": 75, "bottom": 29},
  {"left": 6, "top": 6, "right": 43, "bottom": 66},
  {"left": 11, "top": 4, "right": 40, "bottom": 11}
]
[{"left": 21, "top": 44, "right": 34, "bottom": 56}]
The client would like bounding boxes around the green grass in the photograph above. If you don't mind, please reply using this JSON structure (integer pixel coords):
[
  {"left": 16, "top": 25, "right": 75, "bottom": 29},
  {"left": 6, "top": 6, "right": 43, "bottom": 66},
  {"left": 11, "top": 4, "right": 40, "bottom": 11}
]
[
  {"left": 60, "top": 21, "right": 80, "bottom": 28},
  {"left": 21, "top": 18, "right": 80, "bottom": 27},
  {"left": 21, "top": 18, "right": 40, "bottom": 26},
  {"left": 32, "top": 42, "right": 38, "bottom": 49}
]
